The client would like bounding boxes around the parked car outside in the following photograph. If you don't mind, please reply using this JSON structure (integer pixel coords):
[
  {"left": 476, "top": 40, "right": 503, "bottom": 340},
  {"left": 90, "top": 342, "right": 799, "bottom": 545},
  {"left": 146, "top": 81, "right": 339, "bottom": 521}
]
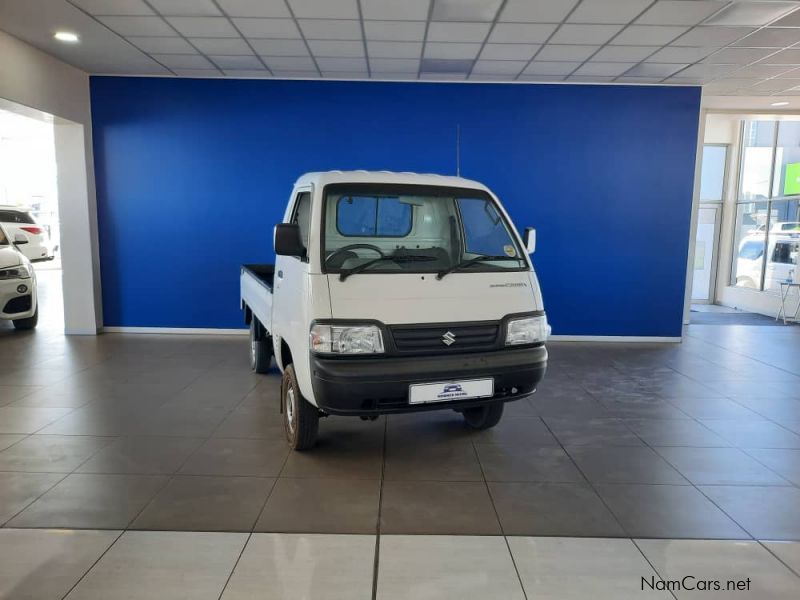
[
  {"left": 0, "top": 224, "right": 38, "bottom": 329},
  {"left": 0, "top": 205, "right": 54, "bottom": 262}
]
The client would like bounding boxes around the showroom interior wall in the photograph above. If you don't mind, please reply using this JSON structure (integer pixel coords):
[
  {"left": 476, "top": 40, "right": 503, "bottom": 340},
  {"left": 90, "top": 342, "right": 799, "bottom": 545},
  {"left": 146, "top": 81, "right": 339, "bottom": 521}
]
[
  {"left": 90, "top": 76, "right": 701, "bottom": 338},
  {"left": 0, "top": 30, "right": 102, "bottom": 334}
]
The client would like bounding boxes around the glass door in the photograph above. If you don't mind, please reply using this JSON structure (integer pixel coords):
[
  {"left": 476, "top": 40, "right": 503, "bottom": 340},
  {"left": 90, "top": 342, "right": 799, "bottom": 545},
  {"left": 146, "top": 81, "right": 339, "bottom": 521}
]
[{"left": 691, "top": 144, "right": 728, "bottom": 303}]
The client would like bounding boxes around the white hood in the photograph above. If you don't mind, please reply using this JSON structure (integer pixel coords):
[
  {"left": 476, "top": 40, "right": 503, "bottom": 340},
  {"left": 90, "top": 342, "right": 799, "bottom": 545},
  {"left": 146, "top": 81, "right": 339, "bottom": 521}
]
[
  {"left": 0, "top": 246, "right": 22, "bottom": 270},
  {"left": 327, "top": 270, "right": 542, "bottom": 324}
]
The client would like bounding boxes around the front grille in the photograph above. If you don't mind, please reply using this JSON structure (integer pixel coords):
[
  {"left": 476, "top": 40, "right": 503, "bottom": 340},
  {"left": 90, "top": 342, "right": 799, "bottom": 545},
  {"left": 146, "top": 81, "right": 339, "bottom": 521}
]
[
  {"left": 389, "top": 322, "right": 500, "bottom": 354},
  {"left": 3, "top": 295, "right": 32, "bottom": 314}
]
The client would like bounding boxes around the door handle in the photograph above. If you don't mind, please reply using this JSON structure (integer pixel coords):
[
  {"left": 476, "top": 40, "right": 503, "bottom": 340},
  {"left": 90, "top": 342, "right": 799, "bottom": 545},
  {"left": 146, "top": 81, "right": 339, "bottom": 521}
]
[{"left": 277, "top": 270, "right": 284, "bottom": 279}]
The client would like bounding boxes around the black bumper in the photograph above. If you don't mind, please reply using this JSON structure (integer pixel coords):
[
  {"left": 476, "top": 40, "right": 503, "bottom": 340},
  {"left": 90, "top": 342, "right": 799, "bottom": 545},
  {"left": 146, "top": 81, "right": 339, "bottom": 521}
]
[{"left": 309, "top": 345, "right": 547, "bottom": 416}]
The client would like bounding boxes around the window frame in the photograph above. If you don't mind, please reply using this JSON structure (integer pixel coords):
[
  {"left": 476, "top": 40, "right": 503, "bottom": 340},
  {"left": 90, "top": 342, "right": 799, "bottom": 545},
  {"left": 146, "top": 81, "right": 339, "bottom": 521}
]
[
  {"left": 289, "top": 189, "right": 312, "bottom": 263},
  {"left": 334, "top": 194, "right": 413, "bottom": 238}
]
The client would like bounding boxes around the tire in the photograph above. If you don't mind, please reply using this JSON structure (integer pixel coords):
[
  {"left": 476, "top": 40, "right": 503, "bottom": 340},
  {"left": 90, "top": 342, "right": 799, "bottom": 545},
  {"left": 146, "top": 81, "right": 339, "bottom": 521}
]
[
  {"left": 462, "top": 402, "right": 504, "bottom": 430},
  {"left": 249, "top": 319, "right": 272, "bottom": 374},
  {"left": 13, "top": 307, "right": 38, "bottom": 330},
  {"left": 281, "top": 363, "right": 319, "bottom": 450}
]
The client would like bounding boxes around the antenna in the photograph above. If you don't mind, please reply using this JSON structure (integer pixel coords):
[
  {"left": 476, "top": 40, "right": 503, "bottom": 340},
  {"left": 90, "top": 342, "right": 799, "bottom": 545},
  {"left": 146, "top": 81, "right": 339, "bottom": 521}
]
[{"left": 455, "top": 124, "right": 461, "bottom": 177}]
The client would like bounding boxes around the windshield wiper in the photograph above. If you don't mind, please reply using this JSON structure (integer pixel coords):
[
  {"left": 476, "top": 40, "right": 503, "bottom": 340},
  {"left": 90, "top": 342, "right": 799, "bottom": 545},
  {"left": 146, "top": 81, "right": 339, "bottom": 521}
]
[
  {"left": 339, "top": 254, "right": 436, "bottom": 281},
  {"left": 436, "top": 255, "right": 519, "bottom": 280}
]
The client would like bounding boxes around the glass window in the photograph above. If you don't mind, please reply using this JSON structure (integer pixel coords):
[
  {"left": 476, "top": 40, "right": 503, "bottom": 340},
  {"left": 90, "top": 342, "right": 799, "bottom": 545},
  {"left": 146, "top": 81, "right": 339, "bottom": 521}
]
[
  {"left": 739, "top": 121, "right": 776, "bottom": 201},
  {"left": 336, "top": 196, "right": 412, "bottom": 237},
  {"left": 0, "top": 210, "right": 35, "bottom": 224},
  {"left": 0, "top": 227, "right": 8, "bottom": 245},
  {"left": 732, "top": 202, "right": 769, "bottom": 289},
  {"left": 700, "top": 145, "right": 727, "bottom": 201},
  {"left": 773, "top": 121, "right": 800, "bottom": 198},
  {"left": 323, "top": 185, "right": 526, "bottom": 275},
  {"left": 291, "top": 192, "right": 311, "bottom": 249}
]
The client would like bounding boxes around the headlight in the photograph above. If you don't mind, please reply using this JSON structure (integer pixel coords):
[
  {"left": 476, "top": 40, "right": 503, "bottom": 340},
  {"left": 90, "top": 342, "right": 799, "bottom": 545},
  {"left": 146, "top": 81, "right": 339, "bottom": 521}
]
[
  {"left": 310, "top": 323, "right": 385, "bottom": 354},
  {"left": 505, "top": 315, "right": 548, "bottom": 345},
  {"left": 0, "top": 265, "right": 31, "bottom": 280}
]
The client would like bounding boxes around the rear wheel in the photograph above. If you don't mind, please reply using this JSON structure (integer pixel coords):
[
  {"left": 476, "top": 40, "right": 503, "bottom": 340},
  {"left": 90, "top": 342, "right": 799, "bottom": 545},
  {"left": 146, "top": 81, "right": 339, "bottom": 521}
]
[
  {"left": 462, "top": 402, "right": 504, "bottom": 430},
  {"left": 13, "top": 307, "right": 38, "bottom": 331},
  {"left": 249, "top": 319, "right": 272, "bottom": 373},
  {"left": 282, "top": 363, "right": 319, "bottom": 450}
]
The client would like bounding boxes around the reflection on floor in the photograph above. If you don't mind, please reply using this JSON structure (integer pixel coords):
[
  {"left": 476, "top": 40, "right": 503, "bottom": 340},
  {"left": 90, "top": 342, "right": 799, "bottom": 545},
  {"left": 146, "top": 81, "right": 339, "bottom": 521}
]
[
  {"left": 1, "top": 295, "right": 800, "bottom": 595},
  {"left": 691, "top": 303, "right": 794, "bottom": 326}
]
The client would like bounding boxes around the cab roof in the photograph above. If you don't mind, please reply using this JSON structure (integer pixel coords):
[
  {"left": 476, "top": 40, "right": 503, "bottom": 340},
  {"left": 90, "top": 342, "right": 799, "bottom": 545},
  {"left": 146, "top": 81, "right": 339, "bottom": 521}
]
[{"left": 294, "top": 170, "right": 490, "bottom": 192}]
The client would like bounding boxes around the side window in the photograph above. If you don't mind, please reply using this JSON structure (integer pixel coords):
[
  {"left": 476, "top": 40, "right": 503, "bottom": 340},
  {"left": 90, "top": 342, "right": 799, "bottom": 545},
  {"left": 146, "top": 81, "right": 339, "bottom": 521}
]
[
  {"left": 739, "top": 240, "right": 764, "bottom": 260},
  {"left": 336, "top": 196, "right": 412, "bottom": 237},
  {"left": 772, "top": 241, "right": 799, "bottom": 264},
  {"left": 291, "top": 192, "right": 311, "bottom": 250}
]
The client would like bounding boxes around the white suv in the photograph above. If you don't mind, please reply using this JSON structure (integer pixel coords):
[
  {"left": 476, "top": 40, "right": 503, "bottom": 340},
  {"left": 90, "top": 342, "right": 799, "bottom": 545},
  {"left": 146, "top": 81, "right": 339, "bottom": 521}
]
[
  {"left": 0, "top": 224, "right": 38, "bottom": 330},
  {"left": 0, "top": 206, "right": 54, "bottom": 262}
]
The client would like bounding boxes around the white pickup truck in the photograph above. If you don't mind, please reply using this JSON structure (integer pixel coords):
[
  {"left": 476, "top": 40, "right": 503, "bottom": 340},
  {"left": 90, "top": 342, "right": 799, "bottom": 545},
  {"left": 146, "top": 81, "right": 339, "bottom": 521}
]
[{"left": 241, "top": 171, "right": 548, "bottom": 450}]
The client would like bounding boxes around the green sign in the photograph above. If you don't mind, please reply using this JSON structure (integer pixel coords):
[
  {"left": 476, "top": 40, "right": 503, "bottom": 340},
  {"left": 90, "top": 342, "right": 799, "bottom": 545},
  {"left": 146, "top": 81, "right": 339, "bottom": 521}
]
[{"left": 784, "top": 162, "right": 800, "bottom": 196}]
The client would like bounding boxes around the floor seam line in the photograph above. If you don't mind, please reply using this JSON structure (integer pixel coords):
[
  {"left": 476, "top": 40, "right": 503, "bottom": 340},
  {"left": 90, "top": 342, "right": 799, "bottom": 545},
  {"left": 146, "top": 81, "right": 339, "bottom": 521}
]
[
  {"left": 630, "top": 538, "right": 680, "bottom": 600},
  {"left": 756, "top": 538, "right": 800, "bottom": 579},
  {"left": 371, "top": 416, "right": 388, "bottom": 600},
  {"left": 58, "top": 528, "right": 126, "bottom": 600},
  {"left": 217, "top": 531, "right": 253, "bottom": 600}
]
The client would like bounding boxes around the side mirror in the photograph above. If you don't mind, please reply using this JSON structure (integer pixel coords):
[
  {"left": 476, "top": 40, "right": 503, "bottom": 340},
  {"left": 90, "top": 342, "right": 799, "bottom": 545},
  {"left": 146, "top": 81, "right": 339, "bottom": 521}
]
[
  {"left": 523, "top": 227, "right": 536, "bottom": 254},
  {"left": 274, "top": 223, "right": 305, "bottom": 258},
  {"left": 13, "top": 234, "right": 28, "bottom": 245}
]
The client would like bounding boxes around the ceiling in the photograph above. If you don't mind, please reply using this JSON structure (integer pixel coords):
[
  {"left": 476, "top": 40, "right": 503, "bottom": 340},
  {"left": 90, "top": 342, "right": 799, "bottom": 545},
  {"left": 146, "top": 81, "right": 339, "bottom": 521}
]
[{"left": 6, "top": 0, "right": 800, "bottom": 96}]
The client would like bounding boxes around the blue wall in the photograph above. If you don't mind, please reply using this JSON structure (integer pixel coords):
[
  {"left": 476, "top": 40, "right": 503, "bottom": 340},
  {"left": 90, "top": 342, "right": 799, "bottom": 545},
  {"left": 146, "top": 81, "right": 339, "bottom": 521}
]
[{"left": 90, "top": 77, "right": 700, "bottom": 336}]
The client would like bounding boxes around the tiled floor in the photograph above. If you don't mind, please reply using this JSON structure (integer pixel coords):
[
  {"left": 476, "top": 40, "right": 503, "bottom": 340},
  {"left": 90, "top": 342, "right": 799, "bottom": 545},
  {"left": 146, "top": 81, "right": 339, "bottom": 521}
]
[
  {"left": 0, "top": 529, "right": 798, "bottom": 599},
  {"left": 3, "top": 322, "right": 800, "bottom": 540}
]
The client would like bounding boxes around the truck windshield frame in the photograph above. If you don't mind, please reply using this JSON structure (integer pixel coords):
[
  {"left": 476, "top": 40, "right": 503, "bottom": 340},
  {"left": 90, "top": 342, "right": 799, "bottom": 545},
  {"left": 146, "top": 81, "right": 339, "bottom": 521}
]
[{"left": 320, "top": 183, "right": 528, "bottom": 276}]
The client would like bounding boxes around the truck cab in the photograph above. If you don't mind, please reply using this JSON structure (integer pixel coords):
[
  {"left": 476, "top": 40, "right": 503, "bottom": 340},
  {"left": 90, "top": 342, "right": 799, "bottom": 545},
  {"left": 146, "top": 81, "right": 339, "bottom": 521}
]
[{"left": 241, "top": 171, "right": 548, "bottom": 449}]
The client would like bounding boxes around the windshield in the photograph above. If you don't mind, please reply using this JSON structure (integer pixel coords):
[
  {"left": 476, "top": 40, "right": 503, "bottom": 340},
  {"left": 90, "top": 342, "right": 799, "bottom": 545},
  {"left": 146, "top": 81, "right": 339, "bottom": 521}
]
[{"left": 322, "top": 184, "right": 526, "bottom": 275}]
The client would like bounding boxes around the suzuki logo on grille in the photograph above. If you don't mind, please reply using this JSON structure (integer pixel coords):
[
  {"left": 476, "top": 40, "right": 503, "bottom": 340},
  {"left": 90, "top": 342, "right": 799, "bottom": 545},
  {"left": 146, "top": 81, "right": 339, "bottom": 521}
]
[{"left": 442, "top": 331, "right": 456, "bottom": 346}]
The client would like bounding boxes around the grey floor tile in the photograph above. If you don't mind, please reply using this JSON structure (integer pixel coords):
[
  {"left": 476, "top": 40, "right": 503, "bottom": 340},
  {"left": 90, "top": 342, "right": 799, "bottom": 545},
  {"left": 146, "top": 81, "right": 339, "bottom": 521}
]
[
  {"left": 212, "top": 404, "right": 285, "bottom": 439},
  {"left": 132, "top": 475, "right": 274, "bottom": 532},
  {"left": 0, "top": 529, "right": 119, "bottom": 600},
  {"left": 384, "top": 443, "right": 482, "bottom": 481},
  {"left": 377, "top": 535, "right": 525, "bottom": 600},
  {"left": 0, "top": 434, "right": 24, "bottom": 452},
  {"left": 762, "top": 541, "right": 800, "bottom": 574},
  {"left": 508, "top": 537, "right": 670, "bottom": 599},
  {"left": 381, "top": 481, "right": 500, "bottom": 534},
  {"left": 7, "top": 473, "right": 168, "bottom": 529},
  {"left": 180, "top": 438, "right": 288, "bottom": 477},
  {"left": 733, "top": 397, "right": 800, "bottom": 421},
  {"left": 65, "top": 531, "right": 247, "bottom": 600},
  {"left": 566, "top": 446, "right": 688, "bottom": 484},
  {"left": 281, "top": 434, "right": 383, "bottom": 480},
  {"left": 476, "top": 445, "right": 585, "bottom": 482},
  {"left": 654, "top": 446, "right": 791, "bottom": 485},
  {"left": 221, "top": 533, "right": 375, "bottom": 600},
  {"left": 625, "top": 418, "right": 730, "bottom": 447},
  {"left": 544, "top": 417, "right": 644, "bottom": 446},
  {"left": 468, "top": 416, "right": 560, "bottom": 446},
  {"left": 0, "top": 385, "right": 39, "bottom": 405},
  {"left": 256, "top": 477, "right": 379, "bottom": 534},
  {"left": 0, "top": 435, "right": 114, "bottom": 473},
  {"left": 745, "top": 448, "right": 800, "bottom": 485},
  {"left": 0, "top": 407, "right": 72, "bottom": 434},
  {"left": 595, "top": 483, "right": 749, "bottom": 539},
  {"left": 666, "top": 397, "right": 760, "bottom": 420},
  {"left": 488, "top": 482, "right": 624, "bottom": 537},
  {"left": 0, "top": 471, "right": 63, "bottom": 525},
  {"left": 77, "top": 436, "right": 203, "bottom": 474},
  {"left": 699, "top": 420, "right": 800, "bottom": 449},
  {"left": 637, "top": 539, "right": 800, "bottom": 599},
  {"left": 700, "top": 485, "right": 800, "bottom": 540}
]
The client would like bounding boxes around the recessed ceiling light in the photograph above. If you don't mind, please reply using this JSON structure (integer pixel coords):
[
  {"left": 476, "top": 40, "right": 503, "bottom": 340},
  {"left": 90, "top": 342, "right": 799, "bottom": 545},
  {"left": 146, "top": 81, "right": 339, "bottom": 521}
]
[
  {"left": 54, "top": 31, "right": 79, "bottom": 43},
  {"left": 771, "top": 101, "right": 790, "bottom": 107}
]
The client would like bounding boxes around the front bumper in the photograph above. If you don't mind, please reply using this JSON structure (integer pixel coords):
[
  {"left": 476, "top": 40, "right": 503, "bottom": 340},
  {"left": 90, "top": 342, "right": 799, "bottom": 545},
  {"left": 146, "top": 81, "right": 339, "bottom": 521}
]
[
  {"left": 309, "top": 345, "right": 547, "bottom": 416},
  {"left": 0, "top": 278, "right": 36, "bottom": 320}
]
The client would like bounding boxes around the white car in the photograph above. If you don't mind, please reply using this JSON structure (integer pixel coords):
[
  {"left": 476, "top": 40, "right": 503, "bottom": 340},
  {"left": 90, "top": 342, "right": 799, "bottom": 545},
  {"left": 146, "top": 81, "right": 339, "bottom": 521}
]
[
  {"left": 0, "top": 224, "right": 38, "bottom": 330},
  {"left": 736, "top": 233, "right": 799, "bottom": 290},
  {"left": 0, "top": 206, "right": 54, "bottom": 262}
]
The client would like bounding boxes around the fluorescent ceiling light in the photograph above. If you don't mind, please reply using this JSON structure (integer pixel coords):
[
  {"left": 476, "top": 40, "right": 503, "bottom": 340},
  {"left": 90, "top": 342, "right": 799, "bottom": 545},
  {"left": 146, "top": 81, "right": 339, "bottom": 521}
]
[
  {"left": 771, "top": 101, "right": 790, "bottom": 107},
  {"left": 54, "top": 31, "right": 79, "bottom": 43}
]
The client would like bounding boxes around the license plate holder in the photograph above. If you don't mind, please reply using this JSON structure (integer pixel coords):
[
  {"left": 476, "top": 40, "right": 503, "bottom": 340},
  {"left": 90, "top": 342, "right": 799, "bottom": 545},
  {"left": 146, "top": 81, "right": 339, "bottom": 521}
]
[{"left": 408, "top": 378, "right": 494, "bottom": 405}]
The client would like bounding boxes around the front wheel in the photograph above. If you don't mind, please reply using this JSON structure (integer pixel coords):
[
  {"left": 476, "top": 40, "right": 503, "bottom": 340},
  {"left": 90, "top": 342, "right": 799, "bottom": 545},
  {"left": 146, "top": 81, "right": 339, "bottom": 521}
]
[
  {"left": 249, "top": 319, "right": 272, "bottom": 373},
  {"left": 13, "top": 307, "right": 38, "bottom": 330},
  {"left": 462, "top": 402, "right": 504, "bottom": 430},
  {"left": 281, "top": 364, "right": 319, "bottom": 450}
]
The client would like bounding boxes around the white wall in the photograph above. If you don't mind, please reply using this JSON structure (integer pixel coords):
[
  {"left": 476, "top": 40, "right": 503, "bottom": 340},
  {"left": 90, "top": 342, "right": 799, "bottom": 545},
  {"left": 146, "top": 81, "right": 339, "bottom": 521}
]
[{"left": 0, "top": 30, "right": 101, "bottom": 333}]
